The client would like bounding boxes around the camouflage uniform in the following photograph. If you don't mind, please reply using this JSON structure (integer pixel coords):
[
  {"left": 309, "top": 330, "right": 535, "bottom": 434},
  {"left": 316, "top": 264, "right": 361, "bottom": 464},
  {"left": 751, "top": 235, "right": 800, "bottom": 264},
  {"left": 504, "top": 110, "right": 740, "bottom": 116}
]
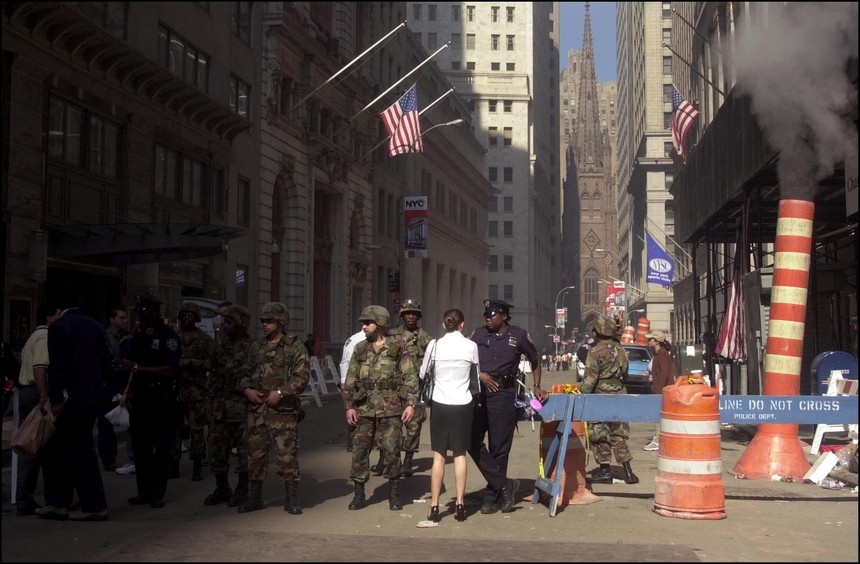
[
  {"left": 239, "top": 333, "right": 309, "bottom": 482},
  {"left": 173, "top": 326, "right": 214, "bottom": 474},
  {"left": 582, "top": 337, "right": 633, "bottom": 464},
  {"left": 343, "top": 336, "right": 419, "bottom": 482},
  {"left": 207, "top": 337, "right": 250, "bottom": 476},
  {"left": 388, "top": 323, "right": 430, "bottom": 454}
]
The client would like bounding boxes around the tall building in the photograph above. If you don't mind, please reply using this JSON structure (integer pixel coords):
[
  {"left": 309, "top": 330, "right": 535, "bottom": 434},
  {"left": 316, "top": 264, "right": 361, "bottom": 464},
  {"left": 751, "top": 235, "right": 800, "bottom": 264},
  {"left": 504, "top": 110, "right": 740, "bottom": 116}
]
[
  {"left": 615, "top": 1, "right": 686, "bottom": 339},
  {"left": 407, "top": 2, "right": 561, "bottom": 346}
]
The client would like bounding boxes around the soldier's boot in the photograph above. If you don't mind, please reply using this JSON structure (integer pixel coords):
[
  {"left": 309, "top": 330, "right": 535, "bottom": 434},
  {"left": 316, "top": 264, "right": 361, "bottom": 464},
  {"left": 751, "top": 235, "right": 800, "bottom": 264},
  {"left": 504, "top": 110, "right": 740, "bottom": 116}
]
[
  {"left": 346, "top": 425, "right": 353, "bottom": 452},
  {"left": 191, "top": 458, "right": 203, "bottom": 482},
  {"left": 284, "top": 480, "right": 303, "bottom": 515},
  {"left": 402, "top": 452, "right": 415, "bottom": 477},
  {"left": 622, "top": 461, "right": 639, "bottom": 484},
  {"left": 227, "top": 472, "right": 249, "bottom": 507},
  {"left": 388, "top": 479, "right": 403, "bottom": 511},
  {"left": 587, "top": 464, "right": 613, "bottom": 484},
  {"left": 237, "top": 480, "right": 264, "bottom": 513},
  {"left": 370, "top": 450, "right": 384, "bottom": 475},
  {"left": 348, "top": 481, "right": 366, "bottom": 510},
  {"left": 204, "top": 472, "right": 233, "bottom": 505}
]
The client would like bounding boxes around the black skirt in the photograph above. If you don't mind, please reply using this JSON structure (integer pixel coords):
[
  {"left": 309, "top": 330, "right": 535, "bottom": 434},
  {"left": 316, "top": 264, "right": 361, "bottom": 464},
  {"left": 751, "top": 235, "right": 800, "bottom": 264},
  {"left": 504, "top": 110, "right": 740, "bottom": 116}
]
[{"left": 429, "top": 400, "right": 474, "bottom": 452}]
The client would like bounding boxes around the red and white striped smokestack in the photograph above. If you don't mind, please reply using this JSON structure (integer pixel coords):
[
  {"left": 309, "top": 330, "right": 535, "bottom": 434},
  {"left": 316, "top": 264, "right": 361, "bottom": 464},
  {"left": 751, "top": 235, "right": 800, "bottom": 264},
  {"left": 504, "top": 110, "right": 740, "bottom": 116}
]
[{"left": 730, "top": 199, "right": 814, "bottom": 481}]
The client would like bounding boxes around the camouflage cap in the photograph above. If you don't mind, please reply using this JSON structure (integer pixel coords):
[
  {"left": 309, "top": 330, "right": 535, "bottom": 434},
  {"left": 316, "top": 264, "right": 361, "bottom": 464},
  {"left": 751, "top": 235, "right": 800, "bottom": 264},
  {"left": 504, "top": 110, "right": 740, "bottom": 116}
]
[
  {"left": 221, "top": 304, "right": 250, "bottom": 328},
  {"left": 399, "top": 299, "right": 422, "bottom": 317},
  {"left": 591, "top": 315, "right": 616, "bottom": 337},
  {"left": 358, "top": 305, "right": 390, "bottom": 327},
  {"left": 259, "top": 302, "right": 289, "bottom": 325},
  {"left": 178, "top": 302, "right": 202, "bottom": 322}
]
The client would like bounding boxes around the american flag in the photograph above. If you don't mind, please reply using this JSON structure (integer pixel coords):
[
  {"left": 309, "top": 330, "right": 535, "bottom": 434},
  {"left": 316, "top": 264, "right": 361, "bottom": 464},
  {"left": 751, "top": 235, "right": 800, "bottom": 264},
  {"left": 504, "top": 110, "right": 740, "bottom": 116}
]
[
  {"left": 671, "top": 86, "right": 701, "bottom": 162},
  {"left": 381, "top": 85, "right": 423, "bottom": 157},
  {"left": 715, "top": 240, "right": 746, "bottom": 362}
]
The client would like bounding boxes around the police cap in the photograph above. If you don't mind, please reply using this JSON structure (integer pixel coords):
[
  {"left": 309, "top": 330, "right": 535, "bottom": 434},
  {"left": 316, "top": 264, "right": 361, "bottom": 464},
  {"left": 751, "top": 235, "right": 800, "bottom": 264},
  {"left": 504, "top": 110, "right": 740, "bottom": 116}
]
[
  {"left": 591, "top": 315, "right": 616, "bottom": 337},
  {"left": 483, "top": 299, "right": 512, "bottom": 318},
  {"left": 358, "top": 305, "right": 390, "bottom": 327},
  {"left": 135, "top": 291, "right": 162, "bottom": 312},
  {"left": 178, "top": 302, "right": 202, "bottom": 322},
  {"left": 399, "top": 299, "right": 422, "bottom": 317}
]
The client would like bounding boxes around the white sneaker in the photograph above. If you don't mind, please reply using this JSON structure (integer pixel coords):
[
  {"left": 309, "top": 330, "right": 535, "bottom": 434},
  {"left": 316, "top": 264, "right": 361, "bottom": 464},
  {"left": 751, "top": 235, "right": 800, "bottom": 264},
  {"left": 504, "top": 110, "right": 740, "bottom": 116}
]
[
  {"left": 116, "top": 463, "right": 136, "bottom": 475},
  {"left": 643, "top": 441, "right": 659, "bottom": 451}
]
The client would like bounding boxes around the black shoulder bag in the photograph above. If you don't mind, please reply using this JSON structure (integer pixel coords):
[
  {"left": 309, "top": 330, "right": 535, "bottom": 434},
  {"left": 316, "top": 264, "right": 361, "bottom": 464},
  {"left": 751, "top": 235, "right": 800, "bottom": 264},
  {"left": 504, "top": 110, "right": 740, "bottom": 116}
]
[{"left": 418, "top": 342, "right": 438, "bottom": 407}]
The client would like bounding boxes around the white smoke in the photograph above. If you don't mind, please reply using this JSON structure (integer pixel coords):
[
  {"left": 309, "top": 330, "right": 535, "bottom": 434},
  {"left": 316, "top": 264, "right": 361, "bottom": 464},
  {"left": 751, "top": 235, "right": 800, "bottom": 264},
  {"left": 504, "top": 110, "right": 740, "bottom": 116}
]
[{"left": 734, "top": 2, "right": 858, "bottom": 199}]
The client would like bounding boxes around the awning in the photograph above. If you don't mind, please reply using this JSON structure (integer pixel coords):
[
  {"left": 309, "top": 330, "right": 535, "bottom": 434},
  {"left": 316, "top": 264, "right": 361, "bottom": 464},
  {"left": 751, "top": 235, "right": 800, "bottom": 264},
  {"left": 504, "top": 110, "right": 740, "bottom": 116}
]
[{"left": 49, "top": 223, "right": 246, "bottom": 265}]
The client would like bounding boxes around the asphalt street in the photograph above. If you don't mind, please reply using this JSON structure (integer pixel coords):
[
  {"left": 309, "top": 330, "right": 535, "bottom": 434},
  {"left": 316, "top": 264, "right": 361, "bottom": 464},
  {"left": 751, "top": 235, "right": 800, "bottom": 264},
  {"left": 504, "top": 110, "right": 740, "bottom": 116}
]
[{"left": 2, "top": 369, "right": 857, "bottom": 562}]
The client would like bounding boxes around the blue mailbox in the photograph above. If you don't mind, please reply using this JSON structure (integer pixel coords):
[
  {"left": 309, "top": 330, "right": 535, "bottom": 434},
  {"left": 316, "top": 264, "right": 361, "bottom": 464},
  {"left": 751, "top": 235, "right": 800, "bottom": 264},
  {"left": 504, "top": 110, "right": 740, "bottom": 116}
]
[{"left": 810, "top": 351, "right": 858, "bottom": 395}]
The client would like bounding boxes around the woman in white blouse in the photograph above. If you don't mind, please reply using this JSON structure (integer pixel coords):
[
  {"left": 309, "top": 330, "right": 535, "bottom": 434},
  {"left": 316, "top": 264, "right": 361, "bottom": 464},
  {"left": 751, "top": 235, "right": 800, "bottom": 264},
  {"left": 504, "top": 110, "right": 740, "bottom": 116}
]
[{"left": 419, "top": 308, "right": 480, "bottom": 523}]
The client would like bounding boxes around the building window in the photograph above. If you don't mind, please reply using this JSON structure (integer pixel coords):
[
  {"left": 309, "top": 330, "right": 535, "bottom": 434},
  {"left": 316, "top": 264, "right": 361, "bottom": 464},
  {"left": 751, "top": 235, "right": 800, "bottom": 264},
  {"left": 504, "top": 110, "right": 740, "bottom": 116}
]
[
  {"left": 584, "top": 268, "right": 600, "bottom": 305},
  {"left": 506, "top": 62, "right": 515, "bottom": 71},
  {"left": 489, "top": 221, "right": 498, "bottom": 238},
  {"left": 488, "top": 167, "right": 498, "bottom": 182},
  {"left": 69, "top": 1, "right": 127, "bottom": 39},
  {"left": 451, "top": 33, "right": 461, "bottom": 50},
  {"left": 491, "top": 6, "right": 499, "bottom": 22},
  {"left": 467, "top": 5, "right": 475, "bottom": 22},
  {"left": 503, "top": 127, "right": 512, "bottom": 147},
  {"left": 231, "top": 2, "right": 251, "bottom": 43},
  {"left": 662, "top": 28, "right": 672, "bottom": 46},
  {"left": 663, "top": 56, "right": 672, "bottom": 75},
  {"left": 503, "top": 167, "right": 513, "bottom": 182},
  {"left": 488, "top": 197, "right": 498, "bottom": 212},
  {"left": 664, "top": 142, "right": 674, "bottom": 158},
  {"left": 662, "top": 2, "right": 672, "bottom": 18},
  {"left": 506, "top": 6, "right": 514, "bottom": 22},
  {"left": 489, "top": 99, "right": 498, "bottom": 113},
  {"left": 428, "top": 4, "right": 437, "bottom": 21},
  {"left": 489, "top": 284, "right": 498, "bottom": 299},
  {"left": 503, "top": 100, "right": 512, "bottom": 112},
  {"left": 503, "top": 221, "right": 513, "bottom": 237},
  {"left": 154, "top": 143, "right": 205, "bottom": 207},
  {"left": 503, "top": 196, "right": 513, "bottom": 212},
  {"left": 48, "top": 96, "right": 122, "bottom": 179},
  {"left": 229, "top": 75, "right": 250, "bottom": 118},
  {"left": 491, "top": 34, "right": 500, "bottom": 51},
  {"left": 213, "top": 167, "right": 225, "bottom": 218},
  {"left": 466, "top": 61, "right": 476, "bottom": 70},
  {"left": 503, "top": 285, "right": 513, "bottom": 301},
  {"left": 237, "top": 176, "right": 250, "bottom": 226},
  {"left": 491, "top": 62, "right": 500, "bottom": 71},
  {"left": 664, "top": 112, "right": 673, "bottom": 129},
  {"left": 506, "top": 35, "right": 515, "bottom": 50},
  {"left": 663, "top": 84, "right": 674, "bottom": 104},
  {"left": 412, "top": 4, "right": 421, "bottom": 20},
  {"left": 427, "top": 32, "right": 437, "bottom": 50},
  {"left": 412, "top": 32, "right": 422, "bottom": 45},
  {"left": 489, "top": 255, "right": 498, "bottom": 272},
  {"left": 157, "top": 24, "right": 209, "bottom": 93},
  {"left": 466, "top": 34, "right": 476, "bottom": 50},
  {"left": 451, "top": 61, "right": 461, "bottom": 70},
  {"left": 488, "top": 127, "right": 498, "bottom": 147},
  {"left": 451, "top": 5, "right": 460, "bottom": 21},
  {"left": 503, "top": 255, "right": 513, "bottom": 271}
]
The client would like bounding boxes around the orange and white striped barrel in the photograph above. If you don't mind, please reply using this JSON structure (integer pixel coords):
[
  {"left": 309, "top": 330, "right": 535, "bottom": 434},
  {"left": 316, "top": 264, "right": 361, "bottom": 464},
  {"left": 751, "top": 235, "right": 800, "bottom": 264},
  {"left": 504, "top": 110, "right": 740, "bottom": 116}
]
[
  {"left": 620, "top": 326, "right": 635, "bottom": 344},
  {"left": 538, "top": 420, "right": 601, "bottom": 507},
  {"left": 653, "top": 380, "right": 725, "bottom": 520},
  {"left": 635, "top": 317, "right": 650, "bottom": 345},
  {"left": 731, "top": 199, "right": 814, "bottom": 481}
]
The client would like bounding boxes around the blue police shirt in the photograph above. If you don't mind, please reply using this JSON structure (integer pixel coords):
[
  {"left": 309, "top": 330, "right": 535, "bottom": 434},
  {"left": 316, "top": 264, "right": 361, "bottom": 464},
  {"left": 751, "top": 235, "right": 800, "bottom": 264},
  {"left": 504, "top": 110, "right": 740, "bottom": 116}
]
[
  {"left": 126, "top": 321, "right": 181, "bottom": 388},
  {"left": 471, "top": 325, "right": 539, "bottom": 377}
]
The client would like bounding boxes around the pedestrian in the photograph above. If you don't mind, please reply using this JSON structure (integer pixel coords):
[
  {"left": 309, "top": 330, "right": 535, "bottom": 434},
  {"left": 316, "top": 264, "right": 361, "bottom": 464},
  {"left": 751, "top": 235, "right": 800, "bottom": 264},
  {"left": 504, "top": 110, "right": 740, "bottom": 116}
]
[
  {"left": 172, "top": 302, "right": 214, "bottom": 481},
  {"left": 643, "top": 330, "right": 676, "bottom": 451},
  {"left": 38, "top": 297, "right": 111, "bottom": 521},
  {"left": 237, "top": 302, "right": 310, "bottom": 514},
  {"left": 469, "top": 299, "right": 545, "bottom": 514},
  {"left": 98, "top": 307, "right": 134, "bottom": 475},
  {"left": 386, "top": 299, "right": 431, "bottom": 477},
  {"left": 581, "top": 315, "right": 639, "bottom": 484},
  {"left": 304, "top": 333, "right": 315, "bottom": 358},
  {"left": 15, "top": 304, "right": 62, "bottom": 516},
  {"left": 339, "top": 326, "right": 367, "bottom": 453},
  {"left": 117, "top": 292, "right": 182, "bottom": 509},
  {"left": 204, "top": 305, "right": 252, "bottom": 507},
  {"left": 420, "top": 308, "right": 479, "bottom": 523},
  {"left": 342, "top": 305, "right": 418, "bottom": 511}
]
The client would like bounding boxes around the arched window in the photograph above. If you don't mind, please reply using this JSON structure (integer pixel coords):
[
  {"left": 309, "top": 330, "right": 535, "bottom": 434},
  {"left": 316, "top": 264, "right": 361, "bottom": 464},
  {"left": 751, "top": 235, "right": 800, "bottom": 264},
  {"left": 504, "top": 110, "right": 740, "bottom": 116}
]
[
  {"left": 591, "top": 191, "right": 601, "bottom": 217},
  {"left": 584, "top": 268, "right": 600, "bottom": 305},
  {"left": 580, "top": 191, "right": 590, "bottom": 218}
]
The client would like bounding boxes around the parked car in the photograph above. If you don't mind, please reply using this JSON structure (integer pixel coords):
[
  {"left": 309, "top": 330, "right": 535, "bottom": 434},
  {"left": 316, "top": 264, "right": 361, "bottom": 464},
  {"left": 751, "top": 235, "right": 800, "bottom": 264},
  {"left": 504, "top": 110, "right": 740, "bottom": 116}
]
[{"left": 622, "top": 345, "right": 653, "bottom": 393}]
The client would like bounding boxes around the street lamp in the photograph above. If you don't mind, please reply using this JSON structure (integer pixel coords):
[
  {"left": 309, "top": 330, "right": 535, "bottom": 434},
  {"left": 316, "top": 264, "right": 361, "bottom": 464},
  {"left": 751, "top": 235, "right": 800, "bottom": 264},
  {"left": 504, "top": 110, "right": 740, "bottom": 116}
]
[
  {"left": 364, "top": 118, "right": 465, "bottom": 157},
  {"left": 554, "top": 285, "right": 576, "bottom": 356}
]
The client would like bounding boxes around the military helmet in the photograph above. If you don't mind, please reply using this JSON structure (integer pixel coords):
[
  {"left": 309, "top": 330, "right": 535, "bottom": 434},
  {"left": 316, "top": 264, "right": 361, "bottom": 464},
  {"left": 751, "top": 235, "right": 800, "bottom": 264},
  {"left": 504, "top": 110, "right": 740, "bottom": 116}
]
[
  {"left": 399, "top": 299, "right": 422, "bottom": 318},
  {"left": 358, "top": 305, "right": 391, "bottom": 328},
  {"left": 178, "top": 302, "right": 202, "bottom": 322},
  {"left": 259, "top": 302, "right": 289, "bottom": 325},
  {"left": 221, "top": 304, "right": 250, "bottom": 328},
  {"left": 591, "top": 315, "right": 616, "bottom": 337}
]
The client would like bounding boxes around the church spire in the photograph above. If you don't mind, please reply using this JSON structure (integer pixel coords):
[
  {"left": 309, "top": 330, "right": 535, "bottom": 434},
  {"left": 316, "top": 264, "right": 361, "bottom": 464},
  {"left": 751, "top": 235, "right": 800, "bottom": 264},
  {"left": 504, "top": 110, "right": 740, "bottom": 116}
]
[{"left": 572, "top": 2, "right": 603, "bottom": 173}]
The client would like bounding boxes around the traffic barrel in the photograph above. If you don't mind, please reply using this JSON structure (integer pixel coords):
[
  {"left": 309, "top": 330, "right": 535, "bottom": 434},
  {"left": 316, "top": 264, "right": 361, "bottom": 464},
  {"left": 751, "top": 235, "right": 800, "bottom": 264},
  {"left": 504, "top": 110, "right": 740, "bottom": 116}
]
[
  {"left": 731, "top": 199, "right": 814, "bottom": 481},
  {"left": 535, "top": 420, "right": 602, "bottom": 507},
  {"left": 620, "top": 326, "right": 635, "bottom": 344},
  {"left": 635, "top": 317, "right": 650, "bottom": 345},
  {"left": 652, "top": 378, "right": 726, "bottom": 520}
]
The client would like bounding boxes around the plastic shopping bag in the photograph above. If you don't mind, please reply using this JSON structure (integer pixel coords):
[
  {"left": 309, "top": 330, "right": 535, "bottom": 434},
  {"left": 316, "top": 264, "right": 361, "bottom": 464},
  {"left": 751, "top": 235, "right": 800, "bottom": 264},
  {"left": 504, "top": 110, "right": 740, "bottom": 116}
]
[{"left": 11, "top": 402, "right": 55, "bottom": 457}]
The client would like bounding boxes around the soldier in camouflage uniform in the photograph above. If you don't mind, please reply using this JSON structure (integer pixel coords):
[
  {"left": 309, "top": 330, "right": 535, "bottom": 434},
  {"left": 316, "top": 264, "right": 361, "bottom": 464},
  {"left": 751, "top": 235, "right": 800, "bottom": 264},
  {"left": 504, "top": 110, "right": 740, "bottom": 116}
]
[
  {"left": 203, "top": 304, "right": 251, "bottom": 507},
  {"left": 343, "top": 305, "right": 419, "bottom": 511},
  {"left": 580, "top": 315, "right": 639, "bottom": 485},
  {"left": 237, "top": 302, "right": 310, "bottom": 514},
  {"left": 173, "top": 302, "right": 215, "bottom": 481},
  {"left": 382, "top": 299, "right": 430, "bottom": 477}
]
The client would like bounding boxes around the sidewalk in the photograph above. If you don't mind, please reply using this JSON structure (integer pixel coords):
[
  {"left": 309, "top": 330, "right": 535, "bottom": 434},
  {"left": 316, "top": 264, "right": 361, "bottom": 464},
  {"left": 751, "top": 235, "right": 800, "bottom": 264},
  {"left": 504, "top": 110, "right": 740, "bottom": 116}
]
[{"left": 2, "top": 371, "right": 857, "bottom": 562}]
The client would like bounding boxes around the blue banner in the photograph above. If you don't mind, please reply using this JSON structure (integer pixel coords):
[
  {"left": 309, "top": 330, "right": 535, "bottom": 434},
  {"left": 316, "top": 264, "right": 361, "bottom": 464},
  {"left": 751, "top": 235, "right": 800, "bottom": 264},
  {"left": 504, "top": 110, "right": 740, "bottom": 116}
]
[{"left": 646, "top": 230, "right": 675, "bottom": 286}]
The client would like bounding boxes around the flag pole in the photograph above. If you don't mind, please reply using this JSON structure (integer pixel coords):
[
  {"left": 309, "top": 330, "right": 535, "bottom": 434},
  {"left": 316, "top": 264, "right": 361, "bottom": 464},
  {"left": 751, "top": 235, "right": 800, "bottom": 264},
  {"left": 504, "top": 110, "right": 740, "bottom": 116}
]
[
  {"left": 289, "top": 21, "right": 407, "bottom": 114},
  {"left": 664, "top": 43, "right": 727, "bottom": 97},
  {"left": 362, "top": 88, "right": 456, "bottom": 158},
  {"left": 645, "top": 218, "right": 693, "bottom": 261}
]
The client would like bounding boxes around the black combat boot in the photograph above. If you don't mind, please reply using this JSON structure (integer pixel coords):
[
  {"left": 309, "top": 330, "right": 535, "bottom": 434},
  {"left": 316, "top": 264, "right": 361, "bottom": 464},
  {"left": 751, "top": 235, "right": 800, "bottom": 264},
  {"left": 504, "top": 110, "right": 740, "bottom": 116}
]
[
  {"left": 204, "top": 472, "right": 233, "bottom": 505},
  {"left": 370, "top": 450, "right": 384, "bottom": 475},
  {"left": 348, "top": 481, "right": 366, "bottom": 510},
  {"left": 237, "top": 480, "right": 264, "bottom": 513},
  {"left": 499, "top": 478, "right": 520, "bottom": 513},
  {"left": 622, "top": 461, "right": 639, "bottom": 484},
  {"left": 402, "top": 451, "right": 415, "bottom": 477},
  {"left": 228, "top": 472, "right": 249, "bottom": 507},
  {"left": 284, "top": 480, "right": 303, "bottom": 514},
  {"left": 191, "top": 458, "right": 203, "bottom": 481},
  {"left": 388, "top": 479, "right": 403, "bottom": 511},
  {"left": 587, "top": 464, "right": 613, "bottom": 484}
]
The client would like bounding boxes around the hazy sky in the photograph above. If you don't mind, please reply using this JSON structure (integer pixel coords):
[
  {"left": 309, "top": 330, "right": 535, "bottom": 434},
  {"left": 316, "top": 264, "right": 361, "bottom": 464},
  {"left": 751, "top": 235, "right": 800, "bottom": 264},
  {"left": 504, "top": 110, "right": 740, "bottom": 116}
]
[{"left": 559, "top": 2, "right": 617, "bottom": 82}]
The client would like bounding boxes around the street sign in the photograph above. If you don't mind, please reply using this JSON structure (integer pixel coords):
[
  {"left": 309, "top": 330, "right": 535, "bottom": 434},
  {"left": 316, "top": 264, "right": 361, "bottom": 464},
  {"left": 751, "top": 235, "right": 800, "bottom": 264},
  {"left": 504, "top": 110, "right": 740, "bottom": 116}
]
[
  {"left": 553, "top": 335, "right": 560, "bottom": 343},
  {"left": 555, "top": 308, "right": 567, "bottom": 328}
]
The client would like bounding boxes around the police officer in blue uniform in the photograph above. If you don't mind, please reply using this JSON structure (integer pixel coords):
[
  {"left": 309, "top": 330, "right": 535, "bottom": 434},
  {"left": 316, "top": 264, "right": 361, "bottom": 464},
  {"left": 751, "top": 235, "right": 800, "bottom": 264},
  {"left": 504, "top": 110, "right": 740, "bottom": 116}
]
[
  {"left": 115, "top": 292, "right": 181, "bottom": 509},
  {"left": 469, "top": 299, "right": 545, "bottom": 514}
]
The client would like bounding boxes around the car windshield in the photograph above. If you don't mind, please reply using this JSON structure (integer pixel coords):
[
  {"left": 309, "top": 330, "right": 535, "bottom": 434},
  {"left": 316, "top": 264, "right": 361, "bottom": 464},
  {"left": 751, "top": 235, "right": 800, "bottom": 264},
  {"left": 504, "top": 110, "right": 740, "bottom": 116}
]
[{"left": 625, "top": 348, "right": 651, "bottom": 362}]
